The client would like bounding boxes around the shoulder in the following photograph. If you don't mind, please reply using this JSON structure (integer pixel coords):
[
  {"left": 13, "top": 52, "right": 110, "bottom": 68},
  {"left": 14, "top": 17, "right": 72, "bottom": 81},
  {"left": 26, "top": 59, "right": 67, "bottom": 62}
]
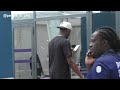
[
  {"left": 62, "top": 39, "right": 70, "bottom": 46},
  {"left": 96, "top": 54, "right": 120, "bottom": 63},
  {"left": 55, "top": 37, "right": 70, "bottom": 45},
  {"left": 94, "top": 54, "right": 120, "bottom": 70},
  {"left": 49, "top": 36, "right": 58, "bottom": 45},
  {"left": 49, "top": 36, "right": 58, "bottom": 42},
  {"left": 63, "top": 39, "right": 70, "bottom": 43}
]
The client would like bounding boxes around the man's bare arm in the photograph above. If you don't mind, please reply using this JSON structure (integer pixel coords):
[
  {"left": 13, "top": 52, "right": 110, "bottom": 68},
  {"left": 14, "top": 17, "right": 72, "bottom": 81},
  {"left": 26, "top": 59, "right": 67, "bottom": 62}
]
[
  {"left": 67, "top": 56, "right": 84, "bottom": 79},
  {"left": 85, "top": 50, "right": 95, "bottom": 71}
]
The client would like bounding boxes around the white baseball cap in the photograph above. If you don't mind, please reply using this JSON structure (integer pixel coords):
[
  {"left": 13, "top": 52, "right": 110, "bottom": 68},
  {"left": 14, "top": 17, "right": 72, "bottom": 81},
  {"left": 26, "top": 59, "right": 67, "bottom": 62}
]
[{"left": 57, "top": 21, "right": 72, "bottom": 30}]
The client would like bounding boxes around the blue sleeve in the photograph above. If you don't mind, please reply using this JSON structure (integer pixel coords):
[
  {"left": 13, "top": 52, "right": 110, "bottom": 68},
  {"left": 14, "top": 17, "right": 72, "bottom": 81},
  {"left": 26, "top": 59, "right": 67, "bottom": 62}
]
[{"left": 86, "top": 61, "right": 111, "bottom": 79}]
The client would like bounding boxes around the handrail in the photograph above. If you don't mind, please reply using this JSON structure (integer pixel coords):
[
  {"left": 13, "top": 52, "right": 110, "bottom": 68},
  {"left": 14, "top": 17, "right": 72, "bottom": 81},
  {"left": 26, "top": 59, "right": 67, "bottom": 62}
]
[
  {"left": 14, "top": 60, "right": 32, "bottom": 63},
  {"left": 14, "top": 48, "right": 32, "bottom": 63},
  {"left": 14, "top": 49, "right": 32, "bottom": 52}
]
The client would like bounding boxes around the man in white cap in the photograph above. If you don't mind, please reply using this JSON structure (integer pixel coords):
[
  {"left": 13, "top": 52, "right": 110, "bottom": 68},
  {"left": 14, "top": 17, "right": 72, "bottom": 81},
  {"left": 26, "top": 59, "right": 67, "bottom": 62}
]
[{"left": 49, "top": 21, "right": 84, "bottom": 79}]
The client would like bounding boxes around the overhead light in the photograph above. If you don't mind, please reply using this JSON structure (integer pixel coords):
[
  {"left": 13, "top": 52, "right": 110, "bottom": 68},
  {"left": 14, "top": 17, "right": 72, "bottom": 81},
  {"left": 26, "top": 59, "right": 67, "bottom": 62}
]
[
  {"left": 75, "top": 17, "right": 81, "bottom": 19},
  {"left": 60, "top": 11, "right": 70, "bottom": 15}
]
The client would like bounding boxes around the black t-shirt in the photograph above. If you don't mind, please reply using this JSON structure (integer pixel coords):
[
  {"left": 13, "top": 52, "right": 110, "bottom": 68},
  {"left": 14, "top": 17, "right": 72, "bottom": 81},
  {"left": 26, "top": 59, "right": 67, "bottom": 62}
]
[{"left": 49, "top": 36, "right": 72, "bottom": 79}]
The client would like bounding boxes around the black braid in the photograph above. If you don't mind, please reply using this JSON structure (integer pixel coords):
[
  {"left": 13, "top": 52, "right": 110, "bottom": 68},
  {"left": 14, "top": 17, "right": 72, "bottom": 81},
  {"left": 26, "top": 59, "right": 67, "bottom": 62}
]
[{"left": 96, "top": 26, "right": 120, "bottom": 52}]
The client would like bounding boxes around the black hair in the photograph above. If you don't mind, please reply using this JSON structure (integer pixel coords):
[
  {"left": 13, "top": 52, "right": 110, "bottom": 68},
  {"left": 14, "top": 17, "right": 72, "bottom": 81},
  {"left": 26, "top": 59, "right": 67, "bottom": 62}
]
[{"left": 96, "top": 26, "right": 120, "bottom": 53}]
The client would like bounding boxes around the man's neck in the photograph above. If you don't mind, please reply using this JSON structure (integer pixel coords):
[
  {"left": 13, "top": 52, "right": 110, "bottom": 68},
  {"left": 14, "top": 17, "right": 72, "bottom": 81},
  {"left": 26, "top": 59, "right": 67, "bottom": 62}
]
[
  {"left": 59, "top": 33, "right": 65, "bottom": 37},
  {"left": 58, "top": 34, "right": 63, "bottom": 36}
]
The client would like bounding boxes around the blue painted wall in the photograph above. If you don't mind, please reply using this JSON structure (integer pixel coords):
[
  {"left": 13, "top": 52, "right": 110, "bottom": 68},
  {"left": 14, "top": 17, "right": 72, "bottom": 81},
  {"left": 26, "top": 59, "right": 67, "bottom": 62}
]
[
  {"left": 92, "top": 12, "right": 115, "bottom": 32},
  {"left": 0, "top": 11, "right": 13, "bottom": 78},
  {"left": 81, "top": 17, "right": 87, "bottom": 68}
]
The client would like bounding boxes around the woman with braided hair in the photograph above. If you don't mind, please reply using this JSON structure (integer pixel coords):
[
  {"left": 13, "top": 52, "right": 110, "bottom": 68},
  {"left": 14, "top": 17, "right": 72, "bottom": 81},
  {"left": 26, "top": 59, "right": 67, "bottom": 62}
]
[{"left": 85, "top": 26, "right": 120, "bottom": 79}]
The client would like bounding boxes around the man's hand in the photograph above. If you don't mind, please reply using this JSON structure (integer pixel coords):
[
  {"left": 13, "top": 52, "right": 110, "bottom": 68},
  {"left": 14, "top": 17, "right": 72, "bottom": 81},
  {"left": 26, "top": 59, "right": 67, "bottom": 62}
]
[
  {"left": 71, "top": 48, "right": 76, "bottom": 56},
  {"left": 71, "top": 47, "right": 79, "bottom": 56},
  {"left": 85, "top": 50, "right": 95, "bottom": 71},
  {"left": 80, "top": 74, "right": 85, "bottom": 79}
]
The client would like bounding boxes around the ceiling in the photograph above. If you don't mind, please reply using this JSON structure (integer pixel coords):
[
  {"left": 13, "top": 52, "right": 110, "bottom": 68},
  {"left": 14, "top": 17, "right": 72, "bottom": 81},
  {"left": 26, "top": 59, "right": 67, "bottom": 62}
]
[{"left": 12, "top": 11, "right": 100, "bottom": 20}]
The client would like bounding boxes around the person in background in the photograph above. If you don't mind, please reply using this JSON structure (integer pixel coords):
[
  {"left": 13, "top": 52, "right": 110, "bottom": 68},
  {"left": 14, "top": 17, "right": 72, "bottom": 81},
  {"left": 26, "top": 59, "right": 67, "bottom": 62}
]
[
  {"left": 49, "top": 21, "right": 84, "bottom": 79},
  {"left": 30, "top": 54, "right": 44, "bottom": 79}
]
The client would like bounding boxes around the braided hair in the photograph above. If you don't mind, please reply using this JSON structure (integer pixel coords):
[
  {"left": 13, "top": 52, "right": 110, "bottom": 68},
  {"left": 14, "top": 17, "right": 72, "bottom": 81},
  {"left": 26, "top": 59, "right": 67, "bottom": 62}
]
[{"left": 96, "top": 26, "right": 120, "bottom": 53}]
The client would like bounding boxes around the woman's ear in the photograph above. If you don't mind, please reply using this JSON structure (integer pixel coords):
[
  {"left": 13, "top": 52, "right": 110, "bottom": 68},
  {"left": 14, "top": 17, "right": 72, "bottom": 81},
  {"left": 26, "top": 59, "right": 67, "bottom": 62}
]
[{"left": 103, "top": 39, "right": 109, "bottom": 47}]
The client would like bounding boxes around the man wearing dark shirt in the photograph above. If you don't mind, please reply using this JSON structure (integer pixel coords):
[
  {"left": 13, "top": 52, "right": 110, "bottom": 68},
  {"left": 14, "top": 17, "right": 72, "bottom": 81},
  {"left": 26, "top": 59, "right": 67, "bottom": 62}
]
[
  {"left": 85, "top": 26, "right": 120, "bottom": 79},
  {"left": 49, "top": 21, "right": 84, "bottom": 79}
]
